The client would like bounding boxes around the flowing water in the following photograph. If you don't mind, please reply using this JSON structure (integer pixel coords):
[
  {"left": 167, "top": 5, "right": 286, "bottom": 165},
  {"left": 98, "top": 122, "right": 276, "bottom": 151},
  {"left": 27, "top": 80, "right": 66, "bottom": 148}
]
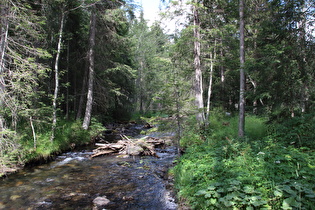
[{"left": 0, "top": 136, "right": 178, "bottom": 209}]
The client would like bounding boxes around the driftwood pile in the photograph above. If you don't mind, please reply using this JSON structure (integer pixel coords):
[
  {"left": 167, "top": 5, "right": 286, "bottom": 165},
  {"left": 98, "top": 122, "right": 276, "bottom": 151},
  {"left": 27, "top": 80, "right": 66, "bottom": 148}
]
[{"left": 91, "top": 135, "right": 165, "bottom": 158}]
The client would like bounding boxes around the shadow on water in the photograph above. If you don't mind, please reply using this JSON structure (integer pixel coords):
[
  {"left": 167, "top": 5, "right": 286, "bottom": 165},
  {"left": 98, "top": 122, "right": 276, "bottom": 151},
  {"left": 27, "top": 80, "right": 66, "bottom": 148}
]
[{"left": 0, "top": 140, "right": 178, "bottom": 209}]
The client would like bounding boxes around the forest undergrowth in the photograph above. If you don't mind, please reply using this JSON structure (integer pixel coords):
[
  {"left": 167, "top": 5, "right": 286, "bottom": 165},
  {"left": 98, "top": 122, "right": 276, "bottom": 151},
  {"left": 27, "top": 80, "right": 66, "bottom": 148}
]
[
  {"left": 174, "top": 111, "right": 315, "bottom": 209},
  {"left": 0, "top": 118, "right": 104, "bottom": 177}
]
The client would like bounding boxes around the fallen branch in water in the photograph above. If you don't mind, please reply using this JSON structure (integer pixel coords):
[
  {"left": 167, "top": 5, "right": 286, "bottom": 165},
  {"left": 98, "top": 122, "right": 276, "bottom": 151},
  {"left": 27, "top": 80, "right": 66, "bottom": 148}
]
[{"left": 91, "top": 136, "right": 165, "bottom": 158}]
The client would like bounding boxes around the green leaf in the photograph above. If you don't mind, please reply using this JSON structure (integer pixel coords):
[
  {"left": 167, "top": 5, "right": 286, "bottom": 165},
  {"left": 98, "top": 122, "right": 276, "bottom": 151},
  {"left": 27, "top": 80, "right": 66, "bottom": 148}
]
[
  {"left": 207, "top": 185, "right": 216, "bottom": 191},
  {"left": 225, "top": 193, "right": 236, "bottom": 200},
  {"left": 230, "top": 180, "right": 242, "bottom": 186},
  {"left": 195, "top": 189, "right": 207, "bottom": 196},
  {"left": 217, "top": 188, "right": 225, "bottom": 193},
  {"left": 249, "top": 195, "right": 261, "bottom": 202},
  {"left": 282, "top": 200, "right": 293, "bottom": 210},
  {"left": 282, "top": 197, "right": 300, "bottom": 208},
  {"left": 219, "top": 197, "right": 235, "bottom": 207},
  {"left": 274, "top": 190, "right": 283, "bottom": 197},
  {"left": 305, "top": 193, "right": 315, "bottom": 199},
  {"left": 281, "top": 185, "right": 296, "bottom": 196},
  {"left": 204, "top": 193, "right": 212, "bottom": 198},
  {"left": 252, "top": 200, "right": 267, "bottom": 207},
  {"left": 210, "top": 198, "right": 217, "bottom": 205},
  {"left": 212, "top": 191, "right": 220, "bottom": 198},
  {"left": 244, "top": 185, "right": 256, "bottom": 194}
]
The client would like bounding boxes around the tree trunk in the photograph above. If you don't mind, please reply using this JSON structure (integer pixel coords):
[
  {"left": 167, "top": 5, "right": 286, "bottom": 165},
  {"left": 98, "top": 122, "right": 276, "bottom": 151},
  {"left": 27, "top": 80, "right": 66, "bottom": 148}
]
[
  {"left": 139, "top": 60, "right": 144, "bottom": 114},
  {"left": 76, "top": 64, "right": 88, "bottom": 120},
  {"left": 51, "top": 9, "right": 65, "bottom": 142},
  {"left": 0, "top": 3, "right": 8, "bottom": 75},
  {"left": 173, "top": 67, "right": 182, "bottom": 155},
  {"left": 206, "top": 40, "right": 216, "bottom": 123},
  {"left": 219, "top": 38, "right": 226, "bottom": 105},
  {"left": 238, "top": 0, "right": 245, "bottom": 137},
  {"left": 66, "top": 40, "right": 70, "bottom": 120},
  {"left": 193, "top": 3, "right": 205, "bottom": 126},
  {"left": 299, "top": 4, "right": 309, "bottom": 113},
  {"left": 82, "top": 6, "right": 96, "bottom": 130},
  {"left": 0, "top": 2, "right": 9, "bottom": 132},
  {"left": 30, "top": 116, "right": 36, "bottom": 149}
]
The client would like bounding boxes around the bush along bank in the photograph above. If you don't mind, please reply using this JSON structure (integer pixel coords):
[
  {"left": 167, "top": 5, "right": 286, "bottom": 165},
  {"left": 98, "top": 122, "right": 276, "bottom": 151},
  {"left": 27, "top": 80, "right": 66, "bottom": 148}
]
[
  {"left": 174, "top": 113, "right": 315, "bottom": 209},
  {"left": 0, "top": 119, "right": 104, "bottom": 177}
]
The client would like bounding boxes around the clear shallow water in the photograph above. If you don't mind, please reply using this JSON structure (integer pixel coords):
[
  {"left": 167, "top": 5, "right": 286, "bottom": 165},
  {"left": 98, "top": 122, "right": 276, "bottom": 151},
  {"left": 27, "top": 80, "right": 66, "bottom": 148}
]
[{"left": 0, "top": 146, "right": 177, "bottom": 210}]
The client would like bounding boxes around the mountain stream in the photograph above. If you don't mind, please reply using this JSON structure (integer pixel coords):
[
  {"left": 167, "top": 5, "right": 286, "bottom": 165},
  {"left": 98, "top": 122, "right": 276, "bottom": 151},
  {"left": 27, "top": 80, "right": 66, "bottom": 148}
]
[{"left": 0, "top": 130, "right": 178, "bottom": 210}]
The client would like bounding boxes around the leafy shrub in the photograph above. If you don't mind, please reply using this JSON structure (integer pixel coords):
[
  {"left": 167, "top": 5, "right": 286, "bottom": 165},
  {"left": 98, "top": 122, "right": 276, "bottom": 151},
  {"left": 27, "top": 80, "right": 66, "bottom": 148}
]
[
  {"left": 175, "top": 114, "right": 315, "bottom": 209},
  {"left": 195, "top": 180, "right": 267, "bottom": 209},
  {"left": 271, "top": 114, "right": 315, "bottom": 149},
  {"left": 245, "top": 115, "right": 268, "bottom": 140},
  {"left": 0, "top": 130, "right": 24, "bottom": 176}
]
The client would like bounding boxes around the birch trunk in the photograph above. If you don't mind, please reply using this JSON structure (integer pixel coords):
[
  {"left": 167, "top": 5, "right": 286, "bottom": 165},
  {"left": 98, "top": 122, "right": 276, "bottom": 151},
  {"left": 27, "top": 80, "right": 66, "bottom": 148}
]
[
  {"left": 193, "top": 3, "right": 205, "bottom": 126},
  {"left": 238, "top": 0, "right": 246, "bottom": 137},
  {"left": 51, "top": 10, "right": 65, "bottom": 142},
  {"left": 30, "top": 117, "right": 36, "bottom": 149},
  {"left": 206, "top": 40, "right": 216, "bottom": 122},
  {"left": 82, "top": 6, "right": 96, "bottom": 130}
]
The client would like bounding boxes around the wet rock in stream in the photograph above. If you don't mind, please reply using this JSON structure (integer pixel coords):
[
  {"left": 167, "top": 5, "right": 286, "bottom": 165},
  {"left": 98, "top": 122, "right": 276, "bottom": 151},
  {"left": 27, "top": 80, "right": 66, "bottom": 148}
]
[{"left": 93, "top": 196, "right": 111, "bottom": 209}]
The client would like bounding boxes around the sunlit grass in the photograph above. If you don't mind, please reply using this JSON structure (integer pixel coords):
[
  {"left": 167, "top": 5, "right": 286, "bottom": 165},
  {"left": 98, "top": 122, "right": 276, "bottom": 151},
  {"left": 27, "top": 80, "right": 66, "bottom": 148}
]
[{"left": 20, "top": 119, "right": 104, "bottom": 163}]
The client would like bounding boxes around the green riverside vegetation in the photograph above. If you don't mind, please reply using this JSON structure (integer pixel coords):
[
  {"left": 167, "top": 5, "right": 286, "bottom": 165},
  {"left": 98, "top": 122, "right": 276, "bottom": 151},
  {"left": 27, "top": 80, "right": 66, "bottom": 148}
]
[
  {"left": 174, "top": 111, "right": 315, "bottom": 209},
  {"left": 0, "top": 119, "right": 104, "bottom": 177}
]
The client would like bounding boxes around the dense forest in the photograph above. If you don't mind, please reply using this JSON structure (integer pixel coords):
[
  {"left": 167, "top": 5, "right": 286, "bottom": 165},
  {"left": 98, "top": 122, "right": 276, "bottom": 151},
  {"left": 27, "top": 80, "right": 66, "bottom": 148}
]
[{"left": 1, "top": 0, "right": 315, "bottom": 209}]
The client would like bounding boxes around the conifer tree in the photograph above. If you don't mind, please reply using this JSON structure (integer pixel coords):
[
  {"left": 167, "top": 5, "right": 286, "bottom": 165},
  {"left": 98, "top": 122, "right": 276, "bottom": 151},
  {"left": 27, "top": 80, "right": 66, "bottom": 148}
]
[{"left": 238, "top": 0, "right": 245, "bottom": 137}]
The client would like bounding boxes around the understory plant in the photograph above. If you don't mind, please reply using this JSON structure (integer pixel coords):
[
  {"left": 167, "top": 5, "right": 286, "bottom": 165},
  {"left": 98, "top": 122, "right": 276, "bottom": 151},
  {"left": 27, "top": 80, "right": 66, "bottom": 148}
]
[
  {"left": 2, "top": 118, "right": 104, "bottom": 171},
  {"left": 0, "top": 130, "right": 24, "bottom": 176},
  {"left": 175, "top": 113, "right": 315, "bottom": 209}
]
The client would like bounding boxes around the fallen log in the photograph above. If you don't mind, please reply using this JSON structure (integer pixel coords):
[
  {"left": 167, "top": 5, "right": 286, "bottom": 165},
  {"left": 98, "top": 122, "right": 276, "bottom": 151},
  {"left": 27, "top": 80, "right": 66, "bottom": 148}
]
[
  {"left": 91, "top": 136, "right": 165, "bottom": 158},
  {"left": 90, "top": 149, "right": 116, "bottom": 158}
]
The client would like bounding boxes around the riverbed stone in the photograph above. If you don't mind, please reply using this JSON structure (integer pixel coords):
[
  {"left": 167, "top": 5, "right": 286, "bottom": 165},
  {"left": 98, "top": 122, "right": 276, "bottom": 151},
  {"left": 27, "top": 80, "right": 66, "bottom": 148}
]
[
  {"left": 10, "top": 194, "right": 21, "bottom": 201},
  {"left": 93, "top": 196, "right": 110, "bottom": 209},
  {"left": 0, "top": 202, "right": 6, "bottom": 209}
]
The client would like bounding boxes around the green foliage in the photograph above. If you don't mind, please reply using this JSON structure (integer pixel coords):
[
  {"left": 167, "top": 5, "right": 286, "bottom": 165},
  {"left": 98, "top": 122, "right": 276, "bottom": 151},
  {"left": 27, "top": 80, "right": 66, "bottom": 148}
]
[
  {"left": 180, "top": 116, "right": 205, "bottom": 148},
  {"left": 245, "top": 116, "right": 268, "bottom": 140},
  {"left": 20, "top": 118, "right": 104, "bottom": 163},
  {"left": 179, "top": 110, "right": 268, "bottom": 149},
  {"left": 195, "top": 181, "right": 267, "bottom": 209},
  {"left": 271, "top": 114, "right": 315, "bottom": 149},
  {"left": 175, "top": 113, "right": 315, "bottom": 209},
  {"left": 0, "top": 130, "right": 24, "bottom": 176}
]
